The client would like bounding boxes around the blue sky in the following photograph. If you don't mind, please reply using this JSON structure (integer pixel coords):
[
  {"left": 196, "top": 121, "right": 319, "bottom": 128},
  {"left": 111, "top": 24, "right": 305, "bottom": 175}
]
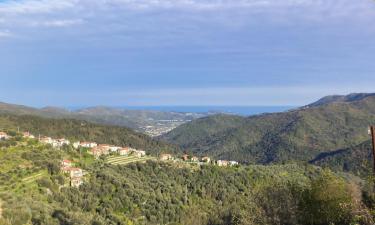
[{"left": 0, "top": 0, "right": 375, "bottom": 107}]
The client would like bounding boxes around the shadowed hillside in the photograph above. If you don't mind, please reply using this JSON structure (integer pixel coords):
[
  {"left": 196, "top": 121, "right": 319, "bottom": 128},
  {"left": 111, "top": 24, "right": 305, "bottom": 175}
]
[{"left": 310, "top": 140, "right": 373, "bottom": 177}]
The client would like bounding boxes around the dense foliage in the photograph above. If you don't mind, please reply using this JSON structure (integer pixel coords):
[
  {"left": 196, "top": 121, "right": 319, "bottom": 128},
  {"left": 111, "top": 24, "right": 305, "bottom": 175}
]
[
  {"left": 311, "top": 140, "right": 373, "bottom": 177},
  {"left": 1, "top": 135, "right": 375, "bottom": 225},
  {"left": 162, "top": 95, "right": 375, "bottom": 164}
]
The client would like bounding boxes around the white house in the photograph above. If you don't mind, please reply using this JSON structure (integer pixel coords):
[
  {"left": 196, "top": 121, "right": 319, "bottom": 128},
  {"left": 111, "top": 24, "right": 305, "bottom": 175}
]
[
  {"left": 58, "top": 138, "right": 70, "bottom": 146},
  {"left": 23, "top": 132, "right": 35, "bottom": 139},
  {"left": 69, "top": 168, "right": 83, "bottom": 178},
  {"left": 0, "top": 132, "right": 9, "bottom": 140},
  {"left": 51, "top": 138, "right": 71, "bottom": 148},
  {"left": 216, "top": 160, "right": 229, "bottom": 167},
  {"left": 61, "top": 159, "right": 73, "bottom": 168},
  {"left": 118, "top": 147, "right": 131, "bottom": 156},
  {"left": 80, "top": 142, "right": 98, "bottom": 148},
  {"left": 40, "top": 137, "right": 54, "bottom": 145},
  {"left": 191, "top": 156, "right": 199, "bottom": 162},
  {"left": 201, "top": 157, "right": 211, "bottom": 163},
  {"left": 73, "top": 142, "right": 80, "bottom": 149},
  {"left": 63, "top": 167, "right": 84, "bottom": 188},
  {"left": 71, "top": 177, "right": 83, "bottom": 188},
  {"left": 98, "top": 144, "right": 111, "bottom": 151},
  {"left": 88, "top": 148, "right": 102, "bottom": 158},
  {"left": 160, "top": 154, "right": 173, "bottom": 161},
  {"left": 229, "top": 161, "right": 239, "bottom": 166},
  {"left": 89, "top": 146, "right": 110, "bottom": 158},
  {"left": 109, "top": 146, "right": 121, "bottom": 152},
  {"left": 134, "top": 150, "right": 146, "bottom": 158}
]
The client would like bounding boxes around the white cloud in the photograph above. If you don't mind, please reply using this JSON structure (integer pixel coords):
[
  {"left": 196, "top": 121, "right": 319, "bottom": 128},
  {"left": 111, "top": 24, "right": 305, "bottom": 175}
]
[
  {"left": 0, "top": 0, "right": 372, "bottom": 14},
  {"left": 0, "top": 0, "right": 75, "bottom": 14},
  {"left": 0, "top": 0, "right": 373, "bottom": 29},
  {"left": 1, "top": 0, "right": 372, "bottom": 38},
  {"left": 104, "top": 0, "right": 284, "bottom": 10},
  {"left": 30, "top": 19, "right": 84, "bottom": 28},
  {"left": 0, "top": 30, "right": 12, "bottom": 38}
]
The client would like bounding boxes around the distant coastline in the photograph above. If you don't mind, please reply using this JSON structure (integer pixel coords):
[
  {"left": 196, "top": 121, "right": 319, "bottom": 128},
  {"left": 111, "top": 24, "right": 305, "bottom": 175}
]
[{"left": 67, "top": 106, "right": 298, "bottom": 116}]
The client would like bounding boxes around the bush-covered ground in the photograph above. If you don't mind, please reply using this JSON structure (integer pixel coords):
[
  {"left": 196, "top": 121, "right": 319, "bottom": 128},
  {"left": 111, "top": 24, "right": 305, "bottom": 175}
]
[
  {"left": 1, "top": 137, "right": 375, "bottom": 225},
  {"left": 311, "top": 140, "right": 373, "bottom": 178}
]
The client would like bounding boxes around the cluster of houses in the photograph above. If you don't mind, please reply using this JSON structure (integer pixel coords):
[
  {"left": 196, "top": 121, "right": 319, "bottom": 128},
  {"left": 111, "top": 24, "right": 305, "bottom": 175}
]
[
  {"left": 159, "top": 154, "right": 239, "bottom": 167},
  {"left": 72, "top": 141, "right": 146, "bottom": 159},
  {"left": 20, "top": 131, "right": 71, "bottom": 148},
  {"left": 4, "top": 130, "right": 240, "bottom": 168},
  {"left": 60, "top": 159, "right": 84, "bottom": 188},
  {"left": 40, "top": 136, "right": 71, "bottom": 148},
  {"left": 160, "top": 153, "right": 203, "bottom": 162},
  {"left": 19, "top": 131, "right": 147, "bottom": 159},
  {"left": 20, "top": 132, "right": 147, "bottom": 159},
  {"left": 0, "top": 131, "right": 35, "bottom": 140}
]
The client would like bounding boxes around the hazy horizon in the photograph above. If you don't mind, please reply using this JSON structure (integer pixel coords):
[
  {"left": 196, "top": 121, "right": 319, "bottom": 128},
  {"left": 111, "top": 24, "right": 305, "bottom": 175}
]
[{"left": 1, "top": 100, "right": 298, "bottom": 116}]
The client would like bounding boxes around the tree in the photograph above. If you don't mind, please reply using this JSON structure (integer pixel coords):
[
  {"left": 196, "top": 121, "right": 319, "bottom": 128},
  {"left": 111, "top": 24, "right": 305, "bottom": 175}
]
[{"left": 299, "top": 170, "right": 354, "bottom": 225}]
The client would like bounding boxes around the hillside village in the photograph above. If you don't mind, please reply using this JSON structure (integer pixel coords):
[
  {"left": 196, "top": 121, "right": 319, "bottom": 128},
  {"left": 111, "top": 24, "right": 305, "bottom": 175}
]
[{"left": 0, "top": 130, "right": 239, "bottom": 188}]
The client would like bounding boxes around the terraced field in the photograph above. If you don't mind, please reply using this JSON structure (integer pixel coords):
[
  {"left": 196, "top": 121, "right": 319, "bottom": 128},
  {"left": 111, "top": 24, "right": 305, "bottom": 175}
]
[
  {"left": 106, "top": 155, "right": 156, "bottom": 165},
  {"left": 0, "top": 170, "right": 47, "bottom": 195},
  {"left": 21, "top": 172, "right": 46, "bottom": 184}
]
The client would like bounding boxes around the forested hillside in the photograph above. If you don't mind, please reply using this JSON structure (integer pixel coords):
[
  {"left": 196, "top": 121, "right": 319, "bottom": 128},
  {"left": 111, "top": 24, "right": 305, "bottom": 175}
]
[
  {"left": 0, "top": 102, "right": 205, "bottom": 135},
  {"left": 0, "top": 114, "right": 177, "bottom": 154},
  {"left": 1, "top": 138, "right": 374, "bottom": 225},
  {"left": 310, "top": 140, "right": 373, "bottom": 177},
  {"left": 162, "top": 94, "right": 375, "bottom": 164}
]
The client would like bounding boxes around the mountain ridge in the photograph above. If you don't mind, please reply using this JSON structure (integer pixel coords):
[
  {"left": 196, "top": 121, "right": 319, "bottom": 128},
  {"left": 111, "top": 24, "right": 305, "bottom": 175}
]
[
  {"left": 306, "top": 93, "right": 375, "bottom": 108},
  {"left": 161, "top": 93, "right": 375, "bottom": 164},
  {"left": 0, "top": 102, "right": 206, "bottom": 136}
]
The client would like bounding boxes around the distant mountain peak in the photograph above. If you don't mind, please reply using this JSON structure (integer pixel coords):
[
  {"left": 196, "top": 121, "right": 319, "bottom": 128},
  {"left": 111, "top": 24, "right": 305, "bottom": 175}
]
[{"left": 307, "top": 93, "right": 375, "bottom": 108}]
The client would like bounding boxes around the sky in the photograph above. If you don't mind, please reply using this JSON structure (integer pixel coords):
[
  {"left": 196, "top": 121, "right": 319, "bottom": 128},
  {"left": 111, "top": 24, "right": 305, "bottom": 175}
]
[{"left": 0, "top": 0, "right": 375, "bottom": 107}]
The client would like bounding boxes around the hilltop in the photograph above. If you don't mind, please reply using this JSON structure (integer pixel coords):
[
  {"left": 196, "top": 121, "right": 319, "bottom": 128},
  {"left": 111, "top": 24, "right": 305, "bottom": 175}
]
[
  {"left": 161, "top": 93, "right": 375, "bottom": 164},
  {"left": 306, "top": 93, "right": 375, "bottom": 108}
]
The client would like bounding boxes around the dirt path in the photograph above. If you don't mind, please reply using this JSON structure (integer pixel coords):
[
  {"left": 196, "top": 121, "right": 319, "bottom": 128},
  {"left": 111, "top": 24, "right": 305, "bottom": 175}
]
[{"left": 21, "top": 172, "right": 45, "bottom": 184}]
